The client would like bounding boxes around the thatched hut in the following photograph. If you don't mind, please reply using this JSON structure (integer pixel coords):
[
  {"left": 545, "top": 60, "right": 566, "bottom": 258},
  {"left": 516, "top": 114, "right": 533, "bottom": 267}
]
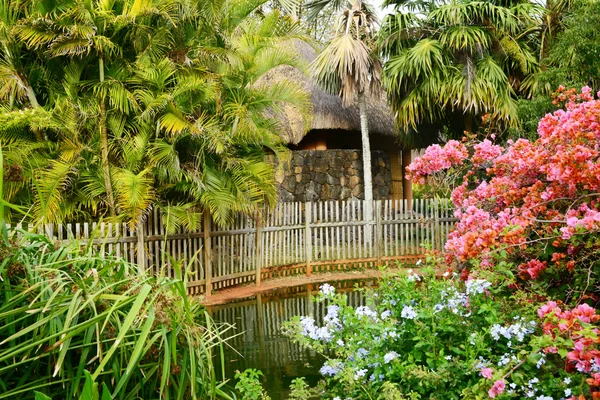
[{"left": 258, "top": 40, "right": 412, "bottom": 202}]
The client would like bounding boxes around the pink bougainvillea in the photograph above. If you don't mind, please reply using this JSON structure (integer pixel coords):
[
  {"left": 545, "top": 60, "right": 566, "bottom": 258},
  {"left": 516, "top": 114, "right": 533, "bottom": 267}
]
[
  {"left": 406, "top": 140, "right": 468, "bottom": 184},
  {"left": 488, "top": 380, "right": 505, "bottom": 398},
  {"left": 409, "top": 88, "right": 600, "bottom": 299}
]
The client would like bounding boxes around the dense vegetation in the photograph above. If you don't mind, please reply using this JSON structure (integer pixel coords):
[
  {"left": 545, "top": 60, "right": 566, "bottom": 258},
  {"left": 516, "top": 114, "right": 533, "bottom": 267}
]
[
  {"left": 0, "top": 231, "right": 233, "bottom": 399},
  {"left": 2, "top": 0, "right": 600, "bottom": 399},
  {"left": 0, "top": 0, "right": 309, "bottom": 226},
  {"left": 284, "top": 89, "right": 600, "bottom": 399}
]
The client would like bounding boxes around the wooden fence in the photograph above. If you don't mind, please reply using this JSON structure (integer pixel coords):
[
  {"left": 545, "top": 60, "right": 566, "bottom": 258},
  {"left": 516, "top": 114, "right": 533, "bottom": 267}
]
[{"left": 6, "top": 199, "right": 457, "bottom": 295}]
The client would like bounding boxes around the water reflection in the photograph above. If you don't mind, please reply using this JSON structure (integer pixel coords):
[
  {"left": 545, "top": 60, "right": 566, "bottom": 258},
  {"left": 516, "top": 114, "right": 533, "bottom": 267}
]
[{"left": 209, "top": 279, "right": 377, "bottom": 400}]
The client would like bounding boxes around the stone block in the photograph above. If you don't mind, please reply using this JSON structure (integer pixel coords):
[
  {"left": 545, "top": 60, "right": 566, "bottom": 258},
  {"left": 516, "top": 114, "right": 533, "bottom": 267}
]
[
  {"left": 321, "top": 184, "right": 331, "bottom": 200},
  {"left": 326, "top": 174, "right": 340, "bottom": 185},
  {"left": 331, "top": 185, "right": 342, "bottom": 199},
  {"left": 340, "top": 187, "right": 352, "bottom": 199},
  {"left": 293, "top": 153, "right": 304, "bottom": 165},
  {"left": 349, "top": 175, "right": 360, "bottom": 189},
  {"left": 352, "top": 184, "right": 363, "bottom": 198},
  {"left": 274, "top": 168, "right": 285, "bottom": 184},
  {"left": 282, "top": 176, "right": 296, "bottom": 192},
  {"left": 329, "top": 169, "right": 342, "bottom": 178},
  {"left": 314, "top": 173, "right": 327, "bottom": 184},
  {"left": 279, "top": 190, "right": 295, "bottom": 202},
  {"left": 331, "top": 157, "right": 344, "bottom": 169}
]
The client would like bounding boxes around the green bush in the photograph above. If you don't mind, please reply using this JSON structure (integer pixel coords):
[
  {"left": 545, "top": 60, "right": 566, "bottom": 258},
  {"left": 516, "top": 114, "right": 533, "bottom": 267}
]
[
  {"left": 0, "top": 232, "right": 231, "bottom": 400},
  {"left": 284, "top": 264, "right": 593, "bottom": 399}
]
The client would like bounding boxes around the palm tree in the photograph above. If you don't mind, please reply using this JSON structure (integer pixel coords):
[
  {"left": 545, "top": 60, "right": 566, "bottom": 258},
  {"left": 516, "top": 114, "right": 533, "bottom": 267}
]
[
  {"left": 310, "top": 0, "right": 381, "bottom": 229},
  {"left": 379, "top": 0, "right": 540, "bottom": 137},
  {"left": 0, "top": 0, "right": 309, "bottom": 228}
]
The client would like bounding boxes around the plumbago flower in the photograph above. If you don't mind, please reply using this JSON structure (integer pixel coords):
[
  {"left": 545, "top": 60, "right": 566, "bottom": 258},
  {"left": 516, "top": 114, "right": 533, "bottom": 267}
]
[
  {"left": 282, "top": 267, "right": 595, "bottom": 399},
  {"left": 408, "top": 87, "right": 600, "bottom": 301}
]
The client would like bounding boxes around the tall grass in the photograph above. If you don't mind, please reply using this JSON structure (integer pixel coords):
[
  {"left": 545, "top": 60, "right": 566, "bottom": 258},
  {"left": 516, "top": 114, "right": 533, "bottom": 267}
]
[{"left": 0, "top": 230, "right": 233, "bottom": 399}]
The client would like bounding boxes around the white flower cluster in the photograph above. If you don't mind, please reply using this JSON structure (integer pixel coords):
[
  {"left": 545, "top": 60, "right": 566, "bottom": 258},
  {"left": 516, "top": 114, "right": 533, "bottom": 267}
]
[
  {"left": 299, "top": 316, "right": 334, "bottom": 341},
  {"left": 498, "top": 352, "right": 519, "bottom": 367},
  {"left": 320, "top": 360, "right": 342, "bottom": 376},
  {"left": 324, "top": 305, "right": 342, "bottom": 329},
  {"left": 435, "top": 288, "right": 469, "bottom": 315},
  {"left": 383, "top": 351, "right": 399, "bottom": 364},
  {"left": 320, "top": 283, "right": 336, "bottom": 298},
  {"left": 355, "top": 305, "right": 378, "bottom": 320},
  {"left": 354, "top": 368, "right": 368, "bottom": 380},
  {"left": 490, "top": 318, "right": 536, "bottom": 346},
  {"left": 400, "top": 305, "right": 417, "bottom": 319},
  {"left": 465, "top": 279, "right": 492, "bottom": 295},
  {"left": 406, "top": 269, "right": 421, "bottom": 282}
]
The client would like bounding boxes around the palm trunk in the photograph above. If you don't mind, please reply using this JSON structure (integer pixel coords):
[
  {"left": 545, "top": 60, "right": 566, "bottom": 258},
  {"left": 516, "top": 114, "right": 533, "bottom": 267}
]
[
  {"left": 99, "top": 57, "right": 116, "bottom": 217},
  {"left": 358, "top": 91, "right": 373, "bottom": 243},
  {"left": 25, "top": 85, "right": 39, "bottom": 108},
  {"left": 402, "top": 149, "right": 413, "bottom": 209},
  {"left": 24, "top": 82, "right": 44, "bottom": 141}
]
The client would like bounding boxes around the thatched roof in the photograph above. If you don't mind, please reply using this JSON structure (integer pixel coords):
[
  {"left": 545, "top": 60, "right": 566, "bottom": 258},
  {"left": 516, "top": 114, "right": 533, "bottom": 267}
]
[{"left": 257, "top": 40, "right": 398, "bottom": 145}]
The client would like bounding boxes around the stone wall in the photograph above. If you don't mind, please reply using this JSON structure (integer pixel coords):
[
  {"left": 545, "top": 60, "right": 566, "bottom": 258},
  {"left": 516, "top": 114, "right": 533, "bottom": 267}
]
[{"left": 275, "top": 150, "right": 392, "bottom": 202}]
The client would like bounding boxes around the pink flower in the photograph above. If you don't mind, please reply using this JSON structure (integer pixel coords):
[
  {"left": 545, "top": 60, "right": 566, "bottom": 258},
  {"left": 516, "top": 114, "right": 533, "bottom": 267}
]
[
  {"left": 488, "top": 380, "right": 505, "bottom": 398},
  {"left": 480, "top": 368, "right": 493, "bottom": 379}
]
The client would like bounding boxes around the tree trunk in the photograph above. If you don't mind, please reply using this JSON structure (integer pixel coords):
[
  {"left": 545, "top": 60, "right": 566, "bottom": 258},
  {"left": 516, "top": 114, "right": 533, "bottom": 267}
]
[
  {"left": 99, "top": 57, "right": 116, "bottom": 217},
  {"left": 402, "top": 149, "right": 413, "bottom": 209},
  {"left": 24, "top": 83, "right": 44, "bottom": 141},
  {"left": 358, "top": 91, "right": 373, "bottom": 243},
  {"left": 25, "top": 84, "right": 39, "bottom": 109}
]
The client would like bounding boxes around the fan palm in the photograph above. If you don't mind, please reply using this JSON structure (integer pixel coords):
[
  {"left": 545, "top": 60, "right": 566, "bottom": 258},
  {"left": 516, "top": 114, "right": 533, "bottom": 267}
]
[
  {"left": 380, "top": 0, "right": 540, "bottom": 138},
  {"left": 309, "top": 0, "right": 381, "bottom": 228}
]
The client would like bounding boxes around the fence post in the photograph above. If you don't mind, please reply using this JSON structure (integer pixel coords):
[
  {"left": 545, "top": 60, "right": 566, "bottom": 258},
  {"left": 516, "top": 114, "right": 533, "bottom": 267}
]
[
  {"left": 255, "top": 219, "right": 264, "bottom": 287},
  {"left": 305, "top": 202, "right": 312, "bottom": 276},
  {"left": 136, "top": 219, "right": 146, "bottom": 276},
  {"left": 375, "top": 200, "right": 382, "bottom": 266},
  {"left": 433, "top": 199, "right": 441, "bottom": 252},
  {"left": 203, "top": 209, "right": 212, "bottom": 297}
]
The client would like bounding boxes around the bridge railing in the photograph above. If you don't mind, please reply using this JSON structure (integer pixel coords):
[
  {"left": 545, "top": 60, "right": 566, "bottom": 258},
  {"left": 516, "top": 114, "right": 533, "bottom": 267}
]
[{"left": 5, "top": 199, "right": 457, "bottom": 295}]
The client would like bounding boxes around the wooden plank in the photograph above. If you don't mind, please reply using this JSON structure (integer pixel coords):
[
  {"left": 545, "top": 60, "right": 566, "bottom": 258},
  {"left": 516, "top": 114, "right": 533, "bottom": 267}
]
[
  {"left": 376, "top": 200, "right": 382, "bottom": 266},
  {"left": 204, "top": 209, "right": 212, "bottom": 296},
  {"left": 305, "top": 202, "right": 312, "bottom": 276}
]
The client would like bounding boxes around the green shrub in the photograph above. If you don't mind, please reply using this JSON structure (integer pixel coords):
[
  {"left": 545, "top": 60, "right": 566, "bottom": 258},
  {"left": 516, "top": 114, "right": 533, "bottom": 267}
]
[
  {"left": 0, "top": 232, "right": 231, "bottom": 400},
  {"left": 284, "top": 264, "right": 593, "bottom": 399}
]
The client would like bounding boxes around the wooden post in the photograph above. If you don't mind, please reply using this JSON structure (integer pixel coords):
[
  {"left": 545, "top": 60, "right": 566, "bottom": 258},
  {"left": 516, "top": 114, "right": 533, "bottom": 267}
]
[
  {"left": 433, "top": 199, "right": 441, "bottom": 252},
  {"left": 305, "top": 202, "right": 312, "bottom": 276},
  {"left": 136, "top": 219, "right": 146, "bottom": 276},
  {"left": 203, "top": 209, "right": 212, "bottom": 297},
  {"left": 375, "top": 200, "right": 382, "bottom": 266},
  {"left": 255, "top": 218, "right": 264, "bottom": 287}
]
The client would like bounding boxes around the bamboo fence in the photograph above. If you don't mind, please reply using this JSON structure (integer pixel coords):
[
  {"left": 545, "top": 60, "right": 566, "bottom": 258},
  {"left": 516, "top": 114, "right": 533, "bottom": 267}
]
[{"left": 6, "top": 199, "right": 457, "bottom": 295}]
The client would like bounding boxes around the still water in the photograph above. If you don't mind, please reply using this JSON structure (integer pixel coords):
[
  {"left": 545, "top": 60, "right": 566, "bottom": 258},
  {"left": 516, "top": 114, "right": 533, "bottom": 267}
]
[{"left": 209, "top": 279, "right": 377, "bottom": 399}]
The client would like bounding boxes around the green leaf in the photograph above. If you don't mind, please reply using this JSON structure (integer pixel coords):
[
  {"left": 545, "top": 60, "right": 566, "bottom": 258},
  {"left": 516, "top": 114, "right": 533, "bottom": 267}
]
[
  {"left": 81, "top": 370, "right": 99, "bottom": 400},
  {"left": 34, "top": 392, "right": 52, "bottom": 400}
]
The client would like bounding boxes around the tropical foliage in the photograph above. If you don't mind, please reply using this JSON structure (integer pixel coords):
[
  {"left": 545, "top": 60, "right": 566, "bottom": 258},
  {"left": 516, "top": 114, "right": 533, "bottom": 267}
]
[
  {"left": 0, "top": 0, "right": 310, "bottom": 227},
  {"left": 0, "top": 230, "right": 233, "bottom": 400},
  {"left": 407, "top": 87, "right": 600, "bottom": 304},
  {"left": 309, "top": 0, "right": 381, "bottom": 223},
  {"left": 285, "top": 267, "right": 600, "bottom": 399},
  {"left": 379, "top": 0, "right": 541, "bottom": 140}
]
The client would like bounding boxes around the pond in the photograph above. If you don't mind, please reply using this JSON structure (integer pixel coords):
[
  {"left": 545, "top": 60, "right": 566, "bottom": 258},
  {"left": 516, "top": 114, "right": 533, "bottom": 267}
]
[{"left": 208, "top": 278, "right": 378, "bottom": 399}]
